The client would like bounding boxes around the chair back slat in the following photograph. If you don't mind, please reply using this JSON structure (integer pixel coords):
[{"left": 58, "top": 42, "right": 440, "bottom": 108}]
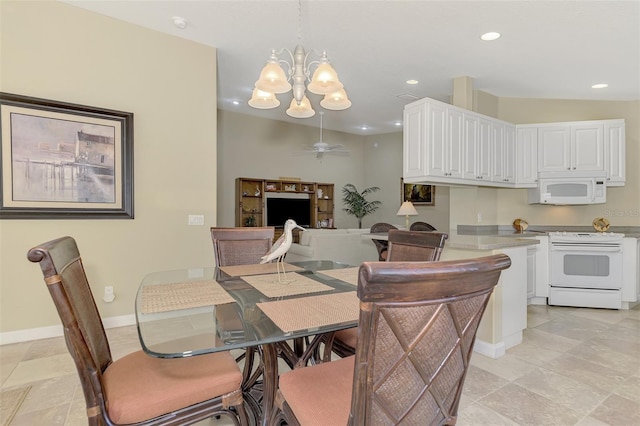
[
  {"left": 210, "top": 227, "right": 274, "bottom": 266},
  {"left": 350, "top": 254, "right": 511, "bottom": 425},
  {"left": 386, "top": 229, "right": 448, "bottom": 262}
]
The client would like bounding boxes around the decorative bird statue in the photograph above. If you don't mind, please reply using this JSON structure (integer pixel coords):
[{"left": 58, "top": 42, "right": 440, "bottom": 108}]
[{"left": 260, "top": 219, "right": 305, "bottom": 282}]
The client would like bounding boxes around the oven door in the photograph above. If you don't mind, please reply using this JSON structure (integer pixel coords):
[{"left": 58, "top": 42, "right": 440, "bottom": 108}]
[{"left": 550, "top": 243, "right": 623, "bottom": 289}]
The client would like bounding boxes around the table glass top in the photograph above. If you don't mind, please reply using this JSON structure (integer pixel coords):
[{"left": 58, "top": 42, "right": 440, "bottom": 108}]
[{"left": 135, "top": 260, "right": 358, "bottom": 358}]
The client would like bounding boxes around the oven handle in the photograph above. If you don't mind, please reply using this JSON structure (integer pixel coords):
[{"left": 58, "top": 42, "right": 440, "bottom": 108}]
[{"left": 550, "top": 244, "right": 622, "bottom": 252}]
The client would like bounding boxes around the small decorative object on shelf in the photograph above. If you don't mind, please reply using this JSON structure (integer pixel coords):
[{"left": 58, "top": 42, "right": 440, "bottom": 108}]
[
  {"left": 284, "top": 184, "right": 297, "bottom": 191},
  {"left": 317, "top": 188, "right": 323, "bottom": 199},
  {"left": 254, "top": 186, "right": 261, "bottom": 196},
  {"left": 303, "top": 185, "right": 309, "bottom": 192},
  {"left": 266, "top": 184, "right": 276, "bottom": 191},
  {"left": 244, "top": 215, "right": 257, "bottom": 227}
]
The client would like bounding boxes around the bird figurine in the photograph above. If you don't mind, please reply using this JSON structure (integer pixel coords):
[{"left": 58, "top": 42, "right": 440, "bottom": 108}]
[{"left": 260, "top": 219, "right": 305, "bottom": 283}]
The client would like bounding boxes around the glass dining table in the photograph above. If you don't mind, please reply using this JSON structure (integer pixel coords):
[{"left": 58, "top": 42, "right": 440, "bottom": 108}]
[{"left": 135, "top": 260, "right": 359, "bottom": 425}]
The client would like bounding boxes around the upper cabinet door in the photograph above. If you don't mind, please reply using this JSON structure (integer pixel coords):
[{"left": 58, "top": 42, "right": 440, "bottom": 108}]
[
  {"left": 538, "top": 126, "right": 571, "bottom": 172},
  {"left": 403, "top": 102, "right": 427, "bottom": 178},
  {"left": 604, "top": 120, "right": 625, "bottom": 186},
  {"left": 427, "top": 101, "right": 448, "bottom": 177},
  {"left": 446, "top": 108, "right": 464, "bottom": 178},
  {"left": 515, "top": 126, "right": 538, "bottom": 186},
  {"left": 572, "top": 123, "right": 604, "bottom": 172}
]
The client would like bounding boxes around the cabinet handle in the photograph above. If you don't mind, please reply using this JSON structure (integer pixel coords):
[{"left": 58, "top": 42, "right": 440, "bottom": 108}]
[{"left": 567, "top": 167, "right": 571, "bottom": 170}]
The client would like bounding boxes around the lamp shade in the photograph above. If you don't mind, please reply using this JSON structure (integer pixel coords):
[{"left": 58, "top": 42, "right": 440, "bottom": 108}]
[
  {"left": 307, "top": 61, "right": 343, "bottom": 95},
  {"left": 286, "top": 96, "right": 315, "bottom": 118},
  {"left": 396, "top": 201, "right": 418, "bottom": 217},
  {"left": 320, "top": 88, "right": 352, "bottom": 110},
  {"left": 248, "top": 88, "right": 280, "bottom": 109},
  {"left": 255, "top": 60, "right": 291, "bottom": 94}
]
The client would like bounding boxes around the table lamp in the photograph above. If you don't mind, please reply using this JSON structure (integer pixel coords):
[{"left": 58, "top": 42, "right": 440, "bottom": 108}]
[{"left": 397, "top": 201, "right": 418, "bottom": 229}]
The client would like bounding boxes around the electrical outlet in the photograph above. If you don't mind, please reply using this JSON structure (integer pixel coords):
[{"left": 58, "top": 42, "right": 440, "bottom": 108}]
[
  {"left": 103, "top": 286, "right": 115, "bottom": 303},
  {"left": 188, "top": 214, "right": 205, "bottom": 226}
]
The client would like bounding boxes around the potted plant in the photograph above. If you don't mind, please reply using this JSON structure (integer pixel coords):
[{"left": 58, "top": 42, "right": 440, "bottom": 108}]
[
  {"left": 341, "top": 184, "right": 381, "bottom": 229},
  {"left": 244, "top": 215, "right": 257, "bottom": 227}
]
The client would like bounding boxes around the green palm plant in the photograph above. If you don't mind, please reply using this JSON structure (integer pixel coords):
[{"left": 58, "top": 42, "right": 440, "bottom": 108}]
[{"left": 341, "top": 184, "right": 381, "bottom": 229}]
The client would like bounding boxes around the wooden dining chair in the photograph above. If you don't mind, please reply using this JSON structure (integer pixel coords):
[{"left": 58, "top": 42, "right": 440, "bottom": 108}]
[
  {"left": 331, "top": 229, "right": 449, "bottom": 358},
  {"left": 210, "top": 226, "right": 275, "bottom": 266},
  {"left": 272, "top": 254, "right": 511, "bottom": 426},
  {"left": 210, "top": 226, "right": 275, "bottom": 392},
  {"left": 409, "top": 221, "right": 437, "bottom": 231},
  {"left": 369, "top": 222, "right": 397, "bottom": 261},
  {"left": 27, "top": 236, "right": 249, "bottom": 426}
]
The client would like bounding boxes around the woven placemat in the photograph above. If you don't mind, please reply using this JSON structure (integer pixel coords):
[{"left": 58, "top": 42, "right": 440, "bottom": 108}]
[
  {"left": 219, "top": 262, "right": 303, "bottom": 277},
  {"left": 241, "top": 272, "right": 333, "bottom": 298},
  {"left": 141, "top": 280, "right": 235, "bottom": 314},
  {"left": 257, "top": 291, "right": 359, "bottom": 332},
  {"left": 317, "top": 267, "right": 359, "bottom": 286}
]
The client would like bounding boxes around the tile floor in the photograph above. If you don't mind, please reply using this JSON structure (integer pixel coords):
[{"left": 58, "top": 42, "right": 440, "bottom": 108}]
[{"left": 1, "top": 304, "right": 638, "bottom": 425}]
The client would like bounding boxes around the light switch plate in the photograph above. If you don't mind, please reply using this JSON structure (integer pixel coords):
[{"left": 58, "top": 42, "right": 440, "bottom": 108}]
[{"left": 188, "top": 214, "right": 205, "bottom": 226}]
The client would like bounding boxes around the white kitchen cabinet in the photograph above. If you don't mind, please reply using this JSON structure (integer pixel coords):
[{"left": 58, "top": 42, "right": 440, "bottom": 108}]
[
  {"left": 526, "top": 245, "right": 536, "bottom": 300},
  {"left": 622, "top": 237, "right": 638, "bottom": 307},
  {"left": 533, "top": 236, "right": 549, "bottom": 303},
  {"left": 403, "top": 102, "right": 427, "bottom": 179},
  {"left": 538, "top": 122, "right": 604, "bottom": 174},
  {"left": 425, "top": 102, "right": 462, "bottom": 179},
  {"left": 604, "top": 119, "right": 626, "bottom": 186},
  {"left": 515, "top": 126, "right": 538, "bottom": 186},
  {"left": 491, "top": 121, "right": 517, "bottom": 185},
  {"left": 462, "top": 113, "right": 491, "bottom": 182}
]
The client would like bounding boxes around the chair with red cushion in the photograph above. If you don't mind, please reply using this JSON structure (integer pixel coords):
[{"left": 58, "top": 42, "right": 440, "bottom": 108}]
[
  {"left": 273, "top": 254, "right": 511, "bottom": 426},
  {"left": 330, "top": 229, "right": 449, "bottom": 358},
  {"left": 28, "top": 236, "right": 249, "bottom": 426}
]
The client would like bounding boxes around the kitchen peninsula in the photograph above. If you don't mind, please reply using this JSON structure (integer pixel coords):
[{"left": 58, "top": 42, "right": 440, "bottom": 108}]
[{"left": 440, "top": 234, "right": 539, "bottom": 358}]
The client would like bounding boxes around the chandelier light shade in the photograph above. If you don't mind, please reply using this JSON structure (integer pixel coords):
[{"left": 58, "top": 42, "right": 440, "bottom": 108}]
[
  {"left": 249, "top": 45, "right": 350, "bottom": 117},
  {"left": 320, "top": 88, "right": 352, "bottom": 110},
  {"left": 255, "top": 51, "right": 292, "bottom": 94},
  {"left": 248, "top": 88, "right": 281, "bottom": 109},
  {"left": 396, "top": 201, "right": 419, "bottom": 229},
  {"left": 286, "top": 95, "right": 315, "bottom": 118}
]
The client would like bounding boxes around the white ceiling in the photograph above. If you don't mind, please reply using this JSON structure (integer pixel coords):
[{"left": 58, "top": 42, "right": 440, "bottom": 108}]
[{"left": 61, "top": 0, "right": 640, "bottom": 135}]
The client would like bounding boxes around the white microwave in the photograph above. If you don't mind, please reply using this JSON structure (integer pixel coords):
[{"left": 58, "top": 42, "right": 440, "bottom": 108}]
[{"left": 528, "top": 177, "right": 606, "bottom": 205}]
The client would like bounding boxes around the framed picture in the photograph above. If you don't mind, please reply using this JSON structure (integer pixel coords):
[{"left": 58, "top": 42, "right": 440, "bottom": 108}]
[
  {"left": 401, "top": 178, "right": 435, "bottom": 206},
  {"left": 0, "top": 93, "right": 133, "bottom": 219}
]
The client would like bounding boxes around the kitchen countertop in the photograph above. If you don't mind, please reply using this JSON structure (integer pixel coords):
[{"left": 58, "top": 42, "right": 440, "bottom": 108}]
[
  {"left": 457, "top": 225, "right": 640, "bottom": 239},
  {"left": 446, "top": 234, "right": 539, "bottom": 250}
]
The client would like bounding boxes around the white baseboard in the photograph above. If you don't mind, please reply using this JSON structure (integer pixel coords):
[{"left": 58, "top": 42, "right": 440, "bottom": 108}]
[
  {"left": 0, "top": 314, "right": 136, "bottom": 345},
  {"left": 473, "top": 339, "right": 506, "bottom": 359}
]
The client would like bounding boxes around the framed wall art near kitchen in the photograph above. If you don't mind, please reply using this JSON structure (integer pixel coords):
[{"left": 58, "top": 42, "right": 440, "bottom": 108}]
[
  {"left": 0, "top": 93, "right": 134, "bottom": 219},
  {"left": 401, "top": 178, "right": 435, "bottom": 206}
]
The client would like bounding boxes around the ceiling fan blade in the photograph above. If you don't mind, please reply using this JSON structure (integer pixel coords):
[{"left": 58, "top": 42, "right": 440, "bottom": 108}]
[{"left": 316, "top": 151, "right": 324, "bottom": 159}]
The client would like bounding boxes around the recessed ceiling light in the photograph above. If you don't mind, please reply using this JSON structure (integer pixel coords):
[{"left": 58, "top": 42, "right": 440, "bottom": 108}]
[
  {"left": 360, "top": 125, "right": 369, "bottom": 131},
  {"left": 592, "top": 83, "right": 608, "bottom": 89},
  {"left": 406, "top": 79, "right": 419, "bottom": 85},
  {"left": 172, "top": 16, "right": 187, "bottom": 29},
  {"left": 394, "top": 121, "right": 402, "bottom": 127},
  {"left": 480, "top": 32, "right": 501, "bottom": 41},
  {"left": 232, "top": 100, "right": 240, "bottom": 105}
]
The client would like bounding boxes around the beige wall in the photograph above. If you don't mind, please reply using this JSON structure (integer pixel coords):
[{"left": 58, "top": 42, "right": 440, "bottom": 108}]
[
  {"left": 217, "top": 110, "right": 451, "bottom": 231},
  {"left": 0, "top": 1, "right": 218, "bottom": 334}
]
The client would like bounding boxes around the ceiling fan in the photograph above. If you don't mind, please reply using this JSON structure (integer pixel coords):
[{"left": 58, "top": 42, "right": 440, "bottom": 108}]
[{"left": 303, "top": 112, "right": 349, "bottom": 159}]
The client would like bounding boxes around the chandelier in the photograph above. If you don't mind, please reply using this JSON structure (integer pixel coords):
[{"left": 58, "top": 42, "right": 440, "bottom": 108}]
[{"left": 248, "top": 3, "right": 351, "bottom": 118}]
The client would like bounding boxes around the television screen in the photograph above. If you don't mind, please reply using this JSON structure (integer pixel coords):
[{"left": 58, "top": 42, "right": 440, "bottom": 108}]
[{"left": 266, "top": 197, "right": 311, "bottom": 227}]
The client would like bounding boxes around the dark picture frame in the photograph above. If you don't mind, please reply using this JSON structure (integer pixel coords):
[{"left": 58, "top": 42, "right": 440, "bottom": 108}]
[
  {"left": 0, "top": 93, "right": 133, "bottom": 219},
  {"left": 401, "top": 178, "right": 435, "bottom": 206}
]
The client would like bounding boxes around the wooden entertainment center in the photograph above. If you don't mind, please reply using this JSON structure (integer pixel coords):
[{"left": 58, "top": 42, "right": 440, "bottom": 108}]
[{"left": 236, "top": 177, "right": 335, "bottom": 239}]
